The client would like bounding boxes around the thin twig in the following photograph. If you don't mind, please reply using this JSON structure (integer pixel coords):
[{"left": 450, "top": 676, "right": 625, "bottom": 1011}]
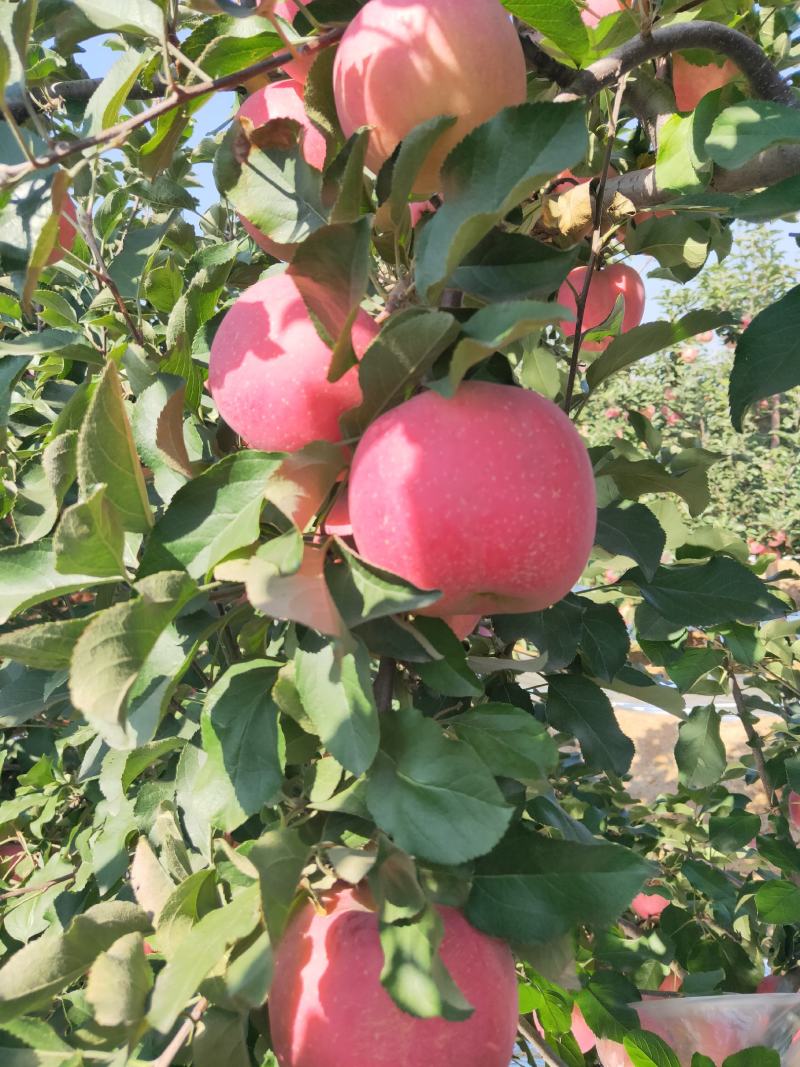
[
  {"left": 563, "top": 75, "right": 628, "bottom": 414},
  {"left": 150, "top": 996, "right": 208, "bottom": 1067},
  {"left": 75, "top": 207, "right": 146, "bottom": 347},
  {"left": 0, "top": 873, "right": 71, "bottom": 900},
  {"left": 729, "top": 669, "right": 776, "bottom": 808},
  {"left": 0, "top": 28, "right": 345, "bottom": 190},
  {"left": 518, "top": 1018, "right": 570, "bottom": 1067}
]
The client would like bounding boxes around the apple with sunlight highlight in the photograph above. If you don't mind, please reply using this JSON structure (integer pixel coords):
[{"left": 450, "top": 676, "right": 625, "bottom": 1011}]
[
  {"left": 268, "top": 885, "right": 518, "bottom": 1067},
  {"left": 332, "top": 0, "right": 526, "bottom": 195},
  {"left": 580, "top": 0, "right": 628, "bottom": 27},
  {"left": 631, "top": 892, "right": 669, "bottom": 921},
  {"left": 273, "top": 1, "right": 318, "bottom": 82},
  {"left": 348, "top": 382, "right": 596, "bottom": 617},
  {"left": 672, "top": 54, "right": 739, "bottom": 112},
  {"left": 208, "top": 273, "right": 377, "bottom": 451},
  {"left": 236, "top": 81, "right": 327, "bottom": 259},
  {"left": 557, "top": 263, "right": 645, "bottom": 352}
]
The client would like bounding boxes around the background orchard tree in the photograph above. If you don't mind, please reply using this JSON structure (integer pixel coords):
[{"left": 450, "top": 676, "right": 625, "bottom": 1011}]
[{"left": 0, "top": 1, "right": 799, "bottom": 1066}]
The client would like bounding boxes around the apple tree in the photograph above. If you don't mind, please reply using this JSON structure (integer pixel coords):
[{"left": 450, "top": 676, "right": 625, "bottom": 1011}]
[{"left": 0, "top": 0, "right": 799, "bottom": 1065}]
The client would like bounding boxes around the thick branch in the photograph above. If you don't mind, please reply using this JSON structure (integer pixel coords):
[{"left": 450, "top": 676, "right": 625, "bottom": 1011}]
[
  {"left": 0, "top": 28, "right": 344, "bottom": 189},
  {"left": 516, "top": 27, "right": 576, "bottom": 90},
  {"left": 556, "top": 21, "right": 795, "bottom": 107}
]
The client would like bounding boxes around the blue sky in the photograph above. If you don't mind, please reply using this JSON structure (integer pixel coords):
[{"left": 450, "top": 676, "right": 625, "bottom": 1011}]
[{"left": 76, "top": 36, "right": 798, "bottom": 319}]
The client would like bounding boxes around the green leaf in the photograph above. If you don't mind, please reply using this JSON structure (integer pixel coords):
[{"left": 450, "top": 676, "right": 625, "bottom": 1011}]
[
  {"left": 0, "top": 617, "right": 90, "bottom": 670},
  {"left": 664, "top": 647, "right": 726, "bottom": 692},
  {"left": 468, "top": 825, "right": 653, "bottom": 943},
  {"left": 85, "top": 931, "right": 153, "bottom": 1031},
  {"left": 77, "top": 361, "right": 152, "bottom": 534},
  {"left": 340, "top": 308, "right": 459, "bottom": 438},
  {"left": 628, "top": 558, "right": 787, "bottom": 627},
  {"left": 723, "top": 1052, "right": 780, "bottom": 1067},
  {"left": 148, "top": 887, "right": 261, "bottom": 1034},
  {"left": 366, "top": 705, "right": 512, "bottom": 865},
  {"left": 675, "top": 705, "right": 726, "bottom": 789},
  {"left": 193, "top": 1008, "right": 250, "bottom": 1067},
  {"left": 0, "top": 662, "right": 69, "bottom": 728},
  {"left": 328, "top": 542, "right": 441, "bottom": 626},
  {"left": 755, "top": 880, "right": 800, "bottom": 924},
  {"left": 85, "top": 50, "right": 148, "bottom": 136},
  {"left": 494, "top": 596, "right": 584, "bottom": 670},
  {"left": 580, "top": 603, "right": 631, "bottom": 682},
  {"left": 201, "top": 660, "right": 284, "bottom": 825},
  {"left": 248, "top": 828, "right": 309, "bottom": 945},
  {"left": 623, "top": 1031, "right": 681, "bottom": 1067},
  {"left": 415, "top": 102, "right": 587, "bottom": 302},
  {"left": 53, "top": 484, "right": 126, "bottom": 578},
  {"left": 601, "top": 455, "right": 711, "bottom": 518},
  {"left": 388, "top": 115, "right": 457, "bottom": 227},
  {"left": 69, "top": 0, "right": 164, "bottom": 38},
  {"left": 295, "top": 632, "right": 379, "bottom": 775},
  {"left": 503, "top": 0, "right": 590, "bottom": 63},
  {"left": 587, "top": 311, "right": 735, "bottom": 391},
  {"left": 131, "top": 374, "right": 192, "bottom": 505},
  {"left": 288, "top": 216, "right": 372, "bottom": 381},
  {"left": 69, "top": 571, "right": 198, "bottom": 748},
  {"left": 546, "top": 674, "right": 634, "bottom": 774},
  {"left": 0, "top": 901, "right": 149, "bottom": 1021},
  {"left": 328, "top": 130, "right": 370, "bottom": 224},
  {"left": 729, "top": 285, "right": 800, "bottom": 432},
  {"left": 0, "top": 355, "right": 28, "bottom": 430},
  {"left": 655, "top": 111, "right": 706, "bottom": 195},
  {"left": 442, "top": 299, "right": 570, "bottom": 394},
  {"left": 107, "top": 220, "right": 173, "bottom": 300},
  {"left": 709, "top": 811, "right": 760, "bottom": 853},
  {"left": 706, "top": 103, "right": 800, "bottom": 170},
  {"left": 450, "top": 231, "right": 579, "bottom": 304},
  {"left": 413, "top": 617, "right": 483, "bottom": 698},
  {"left": 595, "top": 504, "right": 666, "bottom": 582},
  {"left": 0, "top": 540, "right": 117, "bottom": 625},
  {"left": 450, "top": 703, "right": 557, "bottom": 783},
  {"left": 214, "top": 117, "right": 326, "bottom": 246},
  {"left": 140, "top": 452, "right": 284, "bottom": 580}
]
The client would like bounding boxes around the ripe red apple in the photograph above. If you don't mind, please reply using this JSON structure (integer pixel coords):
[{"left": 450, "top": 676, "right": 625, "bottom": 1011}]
[
  {"left": 348, "top": 382, "right": 596, "bottom": 617},
  {"left": 442, "top": 614, "right": 481, "bottom": 640},
  {"left": 268, "top": 885, "right": 519, "bottom": 1067},
  {"left": 274, "top": 1, "right": 317, "bottom": 82},
  {"left": 557, "top": 263, "right": 646, "bottom": 352},
  {"left": 322, "top": 492, "right": 353, "bottom": 537},
  {"left": 672, "top": 54, "right": 739, "bottom": 112},
  {"left": 410, "top": 199, "right": 438, "bottom": 226},
  {"left": 631, "top": 892, "right": 669, "bottom": 921},
  {"left": 333, "top": 0, "right": 526, "bottom": 194},
  {"left": 789, "top": 791, "right": 800, "bottom": 828},
  {"left": 580, "top": 0, "right": 627, "bottom": 27},
  {"left": 0, "top": 840, "right": 25, "bottom": 883},
  {"left": 535, "top": 1003, "right": 595, "bottom": 1054},
  {"left": 47, "top": 197, "right": 77, "bottom": 265},
  {"left": 208, "top": 273, "right": 378, "bottom": 452},
  {"left": 236, "top": 81, "right": 327, "bottom": 259},
  {"left": 659, "top": 972, "right": 683, "bottom": 993}
]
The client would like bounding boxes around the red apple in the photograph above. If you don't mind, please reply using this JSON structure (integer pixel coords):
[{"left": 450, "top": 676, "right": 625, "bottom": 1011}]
[
  {"left": 659, "top": 972, "right": 683, "bottom": 993},
  {"left": 442, "top": 615, "right": 481, "bottom": 640},
  {"left": 631, "top": 892, "right": 669, "bottom": 921},
  {"left": 268, "top": 885, "right": 519, "bottom": 1067},
  {"left": 322, "top": 492, "right": 353, "bottom": 537},
  {"left": 274, "top": 1, "right": 317, "bottom": 83},
  {"left": 535, "top": 1002, "right": 595, "bottom": 1054},
  {"left": 0, "top": 841, "right": 25, "bottom": 884},
  {"left": 208, "top": 273, "right": 378, "bottom": 452},
  {"left": 348, "top": 382, "right": 597, "bottom": 617},
  {"left": 236, "top": 81, "right": 327, "bottom": 260},
  {"left": 680, "top": 346, "right": 699, "bottom": 364},
  {"left": 557, "top": 263, "right": 646, "bottom": 352},
  {"left": 333, "top": 0, "right": 526, "bottom": 194},
  {"left": 789, "top": 791, "right": 800, "bottom": 828},
  {"left": 410, "top": 199, "right": 438, "bottom": 226},
  {"left": 672, "top": 54, "right": 739, "bottom": 112},
  {"left": 757, "top": 974, "right": 791, "bottom": 994},
  {"left": 47, "top": 197, "right": 77, "bottom": 265},
  {"left": 580, "top": 0, "right": 627, "bottom": 27}
]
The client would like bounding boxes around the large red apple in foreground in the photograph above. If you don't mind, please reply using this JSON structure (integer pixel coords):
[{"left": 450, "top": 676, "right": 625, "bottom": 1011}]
[
  {"left": 672, "top": 54, "right": 739, "bottom": 112},
  {"left": 333, "top": 0, "right": 526, "bottom": 194},
  {"left": 208, "top": 273, "right": 378, "bottom": 451},
  {"left": 236, "top": 81, "right": 327, "bottom": 259},
  {"left": 268, "top": 886, "right": 518, "bottom": 1067},
  {"left": 557, "top": 263, "right": 645, "bottom": 352},
  {"left": 348, "top": 382, "right": 596, "bottom": 616}
]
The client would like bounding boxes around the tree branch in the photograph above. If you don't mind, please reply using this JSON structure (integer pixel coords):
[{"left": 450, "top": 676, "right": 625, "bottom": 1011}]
[
  {"left": 516, "top": 26, "right": 576, "bottom": 90},
  {"left": 151, "top": 997, "right": 208, "bottom": 1067},
  {"left": 518, "top": 1018, "right": 570, "bottom": 1067},
  {"left": 729, "top": 670, "right": 777, "bottom": 808},
  {"left": 0, "top": 27, "right": 344, "bottom": 190},
  {"left": 556, "top": 21, "right": 795, "bottom": 107}
]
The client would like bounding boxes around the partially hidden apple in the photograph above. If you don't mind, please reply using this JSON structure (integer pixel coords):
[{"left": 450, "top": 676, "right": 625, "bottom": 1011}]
[
  {"left": 333, "top": 0, "right": 526, "bottom": 195},
  {"left": 0, "top": 840, "right": 25, "bottom": 883},
  {"left": 557, "top": 263, "right": 645, "bottom": 352},
  {"left": 672, "top": 54, "right": 739, "bottom": 112},
  {"left": 788, "top": 790, "right": 800, "bottom": 828},
  {"left": 208, "top": 272, "right": 378, "bottom": 451},
  {"left": 274, "top": 1, "right": 317, "bottom": 82},
  {"left": 535, "top": 1003, "right": 595, "bottom": 1054},
  {"left": 348, "top": 381, "right": 597, "bottom": 617},
  {"left": 236, "top": 80, "right": 327, "bottom": 260},
  {"left": 580, "top": 0, "right": 628, "bottom": 27},
  {"left": 47, "top": 197, "right": 78, "bottom": 265},
  {"left": 268, "top": 885, "right": 519, "bottom": 1067},
  {"left": 631, "top": 891, "right": 670, "bottom": 922}
]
